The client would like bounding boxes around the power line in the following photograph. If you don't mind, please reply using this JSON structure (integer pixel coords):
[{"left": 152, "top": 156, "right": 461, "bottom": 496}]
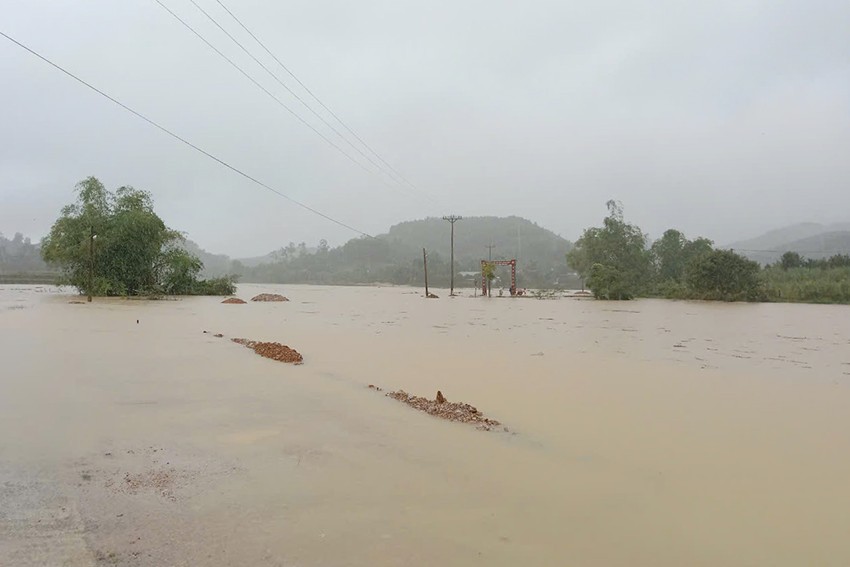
[
  {"left": 0, "top": 29, "right": 371, "bottom": 237},
  {"left": 184, "top": 0, "right": 404, "bottom": 187},
  {"left": 152, "top": 0, "right": 377, "bottom": 178},
  {"left": 212, "top": 0, "right": 444, "bottom": 209},
  {"left": 156, "top": 0, "right": 440, "bottom": 212},
  {"left": 733, "top": 248, "right": 850, "bottom": 255}
]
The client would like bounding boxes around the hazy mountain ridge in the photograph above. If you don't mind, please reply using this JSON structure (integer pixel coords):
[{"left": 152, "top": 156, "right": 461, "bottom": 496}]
[
  {"left": 237, "top": 216, "right": 575, "bottom": 287},
  {"left": 0, "top": 232, "right": 52, "bottom": 274},
  {"left": 3, "top": 217, "right": 571, "bottom": 281},
  {"left": 9, "top": 218, "right": 850, "bottom": 280},
  {"left": 725, "top": 223, "right": 850, "bottom": 265},
  {"left": 382, "top": 216, "right": 571, "bottom": 263}
]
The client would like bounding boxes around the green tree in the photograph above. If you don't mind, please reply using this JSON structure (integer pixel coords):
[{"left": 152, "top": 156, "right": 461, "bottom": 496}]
[
  {"left": 651, "top": 229, "right": 688, "bottom": 281},
  {"left": 649, "top": 231, "right": 714, "bottom": 299},
  {"left": 482, "top": 262, "right": 496, "bottom": 296},
  {"left": 683, "top": 237, "right": 714, "bottom": 264},
  {"left": 779, "top": 251, "right": 803, "bottom": 270},
  {"left": 41, "top": 177, "right": 234, "bottom": 296},
  {"left": 650, "top": 230, "right": 713, "bottom": 282},
  {"left": 566, "top": 200, "right": 652, "bottom": 299},
  {"left": 685, "top": 249, "right": 764, "bottom": 301},
  {"left": 159, "top": 247, "right": 203, "bottom": 294},
  {"left": 41, "top": 177, "right": 112, "bottom": 294}
]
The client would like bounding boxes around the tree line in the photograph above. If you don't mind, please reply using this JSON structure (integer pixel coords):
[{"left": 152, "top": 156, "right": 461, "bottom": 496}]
[{"left": 567, "top": 201, "right": 850, "bottom": 303}]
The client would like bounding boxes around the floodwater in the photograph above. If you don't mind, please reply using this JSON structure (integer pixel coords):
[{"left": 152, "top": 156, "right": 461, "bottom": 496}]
[{"left": 1, "top": 284, "right": 850, "bottom": 566}]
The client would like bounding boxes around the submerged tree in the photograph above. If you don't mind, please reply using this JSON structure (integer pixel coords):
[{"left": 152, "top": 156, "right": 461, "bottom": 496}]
[
  {"left": 685, "top": 249, "right": 764, "bottom": 301},
  {"left": 566, "top": 200, "right": 652, "bottom": 299},
  {"left": 42, "top": 177, "right": 235, "bottom": 296},
  {"left": 651, "top": 229, "right": 713, "bottom": 283},
  {"left": 779, "top": 251, "right": 804, "bottom": 270},
  {"left": 481, "top": 262, "right": 496, "bottom": 297}
]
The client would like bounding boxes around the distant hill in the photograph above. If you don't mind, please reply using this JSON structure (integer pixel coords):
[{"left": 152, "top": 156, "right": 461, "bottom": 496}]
[
  {"left": 0, "top": 217, "right": 577, "bottom": 288},
  {"left": 239, "top": 216, "right": 576, "bottom": 288},
  {"left": 383, "top": 216, "right": 570, "bottom": 265},
  {"left": 180, "top": 239, "right": 235, "bottom": 277},
  {"left": 0, "top": 232, "right": 52, "bottom": 275},
  {"left": 726, "top": 223, "right": 850, "bottom": 264}
]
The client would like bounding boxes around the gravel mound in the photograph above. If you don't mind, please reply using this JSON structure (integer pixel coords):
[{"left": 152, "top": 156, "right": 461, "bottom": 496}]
[
  {"left": 251, "top": 293, "right": 289, "bottom": 302},
  {"left": 221, "top": 298, "right": 246, "bottom": 304},
  {"left": 386, "top": 390, "right": 502, "bottom": 430},
  {"left": 232, "top": 338, "right": 303, "bottom": 364}
]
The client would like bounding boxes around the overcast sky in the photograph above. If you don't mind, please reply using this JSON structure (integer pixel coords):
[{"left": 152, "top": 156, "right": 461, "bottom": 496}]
[{"left": 2, "top": 0, "right": 849, "bottom": 256}]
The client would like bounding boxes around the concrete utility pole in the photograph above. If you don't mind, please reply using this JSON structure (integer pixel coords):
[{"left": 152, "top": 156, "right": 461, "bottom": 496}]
[
  {"left": 442, "top": 215, "right": 462, "bottom": 295},
  {"left": 423, "top": 248, "right": 429, "bottom": 297},
  {"left": 485, "top": 243, "right": 496, "bottom": 261},
  {"left": 87, "top": 227, "right": 96, "bottom": 303}
]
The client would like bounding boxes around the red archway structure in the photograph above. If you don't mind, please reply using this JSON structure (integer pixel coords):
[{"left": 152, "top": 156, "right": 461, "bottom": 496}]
[{"left": 481, "top": 259, "right": 517, "bottom": 296}]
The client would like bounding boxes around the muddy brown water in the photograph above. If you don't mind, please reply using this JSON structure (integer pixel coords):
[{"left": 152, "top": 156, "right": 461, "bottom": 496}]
[{"left": 1, "top": 284, "right": 849, "bottom": 566}]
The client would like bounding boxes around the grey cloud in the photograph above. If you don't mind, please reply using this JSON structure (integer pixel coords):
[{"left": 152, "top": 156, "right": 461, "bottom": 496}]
[{"left": 1, "top": 0, "right": 848, "bottom": 255}]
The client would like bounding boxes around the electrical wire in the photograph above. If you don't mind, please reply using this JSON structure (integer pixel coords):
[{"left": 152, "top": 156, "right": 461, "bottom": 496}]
[
  {"left": 0, "top": 29, "right": 372, "bottom": 237},
  {"left": 152, "top": 0, "right": 378, "bottom": 178},
  {"left": 212, "top": 0, "right": 444, "bottom": 209},
  {"left": 732, "top": 248, "right": 850, "bottom": 255},
  {"left": 156, "top": 0, "right": 441, "bottom": 211},
  {"left": 186, "top": 0, "right": 401, "bottom": 185}
]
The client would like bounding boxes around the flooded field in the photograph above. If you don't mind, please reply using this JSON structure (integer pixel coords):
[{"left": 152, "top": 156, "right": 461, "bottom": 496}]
[{"left": 2, "top": 284, "right": 850, "bottom": 566}]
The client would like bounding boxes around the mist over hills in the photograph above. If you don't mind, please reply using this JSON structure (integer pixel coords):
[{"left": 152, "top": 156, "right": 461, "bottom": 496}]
[
  {"left": 0, "top": 232, "right": 48, "bottom": 274},
  {"left": 5, "top": 217, "right": 850, "bottom": 284},
  {"left": 237, "top": 216, "right": 575, "bottom": 288},
  {"left": 726, "top": 223, "right": 850, "bottom": 265}
]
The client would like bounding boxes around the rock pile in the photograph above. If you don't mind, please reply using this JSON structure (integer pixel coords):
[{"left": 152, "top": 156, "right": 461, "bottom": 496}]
[
  {"left": 386, "top": 390, "right": 502, "bottom": 430},
  {"left": 251, "top": 293, "right": 289, "bottom": 302},
  {"left": 232, "top": 338, "right": 303, "bottom": 365},
  {"left": 221, "top": 297, "right": 246, "bottom": 304}
]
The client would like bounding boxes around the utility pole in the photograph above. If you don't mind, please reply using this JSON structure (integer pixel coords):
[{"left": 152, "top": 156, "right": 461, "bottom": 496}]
[
  {"left": 423, "top": 248, "right": 429, "bottom": 297},
  {"left": 87, "top": 227, "right": 95, "bottom": 303},
  {"left": 442, "top": 215, "right": 462, "bottom": 296},
  {"left": 485, "top": 243, "right": 496, "bottom": 261}
]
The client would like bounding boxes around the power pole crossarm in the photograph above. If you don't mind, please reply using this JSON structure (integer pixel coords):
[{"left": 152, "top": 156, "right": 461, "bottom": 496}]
[{"left": 442, "top": 215, "right": 462, "bottom": 296}]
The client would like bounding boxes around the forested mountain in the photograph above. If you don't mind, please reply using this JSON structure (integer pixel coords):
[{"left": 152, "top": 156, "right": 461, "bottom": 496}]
[{"left": 240, "top": 216, "right": 575, "bottom": 288}]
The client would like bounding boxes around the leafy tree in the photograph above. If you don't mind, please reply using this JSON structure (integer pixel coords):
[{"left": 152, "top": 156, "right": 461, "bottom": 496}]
[
  {"left": 41, "top": 176, "right": 235, "bottom": 296},
  {"left": 683, "top": 237, "right": 714, "bottom": 264},
  {"left": 826, "top": 254, "right": 850, "bottom": 269},
  {"left": 779, "top": 251, "right": 803, "bottom": 270},
  {"left": 566, "top": 200, "right": 652, "bottom": 299},
  {"left": 159, "top": 247, "right": 203, "bottom": 294},
  {"left": 650, "top": 230, "right": 714, "bottom": 283},
  {"left": 651, "top": 229, "right": 688, "bottom": 281},
  {"left": 685, "top": 249, "right": 764, "bottom": 301},
  {"left": 41, "top": 177, "right": 112, "bottom": 294},
  {"left": 482, "top": 262, "right": 496, "bottom": 296}
]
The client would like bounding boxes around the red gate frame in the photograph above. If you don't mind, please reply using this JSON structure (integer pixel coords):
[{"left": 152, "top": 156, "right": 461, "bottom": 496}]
[{"left": 481, "top": 259, "right": 517, "bottom": 296}]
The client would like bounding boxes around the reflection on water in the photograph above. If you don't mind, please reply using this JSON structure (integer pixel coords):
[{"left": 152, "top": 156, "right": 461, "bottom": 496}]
[{"left": 1, "top": 284, "right": 850, "bottom": 566}]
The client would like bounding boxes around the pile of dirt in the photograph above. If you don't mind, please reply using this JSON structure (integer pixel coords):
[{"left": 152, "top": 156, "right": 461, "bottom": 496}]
[
  {"left": 221, "top": 297, "right": 246, "bottom": 304},
  {"left": 121, "top": 469, "right": 176, "bottom": 493},
  {"left": 251, "top": 293, "right": 289, "bottom": 302},
  {"left": 232, "top": 338, "right": 303, "bottom": 365},
  {"left": 386, "top": 389, "right": 502, "bottom": 431}
]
